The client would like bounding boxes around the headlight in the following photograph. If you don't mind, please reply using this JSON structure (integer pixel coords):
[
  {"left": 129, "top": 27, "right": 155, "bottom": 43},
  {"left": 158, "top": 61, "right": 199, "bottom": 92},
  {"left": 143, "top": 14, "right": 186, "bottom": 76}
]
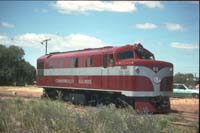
[
  {"left": 169, "top": 67, "right": 173, "bottom": 71},
  {"left": 153, "top": 76, "right": 161, "bottom": 84},
  {"left": 134, "top": 67, "right": 140, "bottom": 73}
]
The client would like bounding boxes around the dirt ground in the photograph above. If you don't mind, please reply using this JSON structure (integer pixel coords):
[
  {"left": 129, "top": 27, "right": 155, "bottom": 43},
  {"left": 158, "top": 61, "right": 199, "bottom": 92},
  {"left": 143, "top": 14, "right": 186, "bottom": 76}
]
[
  {"left": 0, "top": 85, "right": 43, "bottom": 98},
  {"left": 170, "top": 97, "right": 199, "bottom": 127},
  {"left": 0, "top": 86, "right": 199, "bottom": 127}
]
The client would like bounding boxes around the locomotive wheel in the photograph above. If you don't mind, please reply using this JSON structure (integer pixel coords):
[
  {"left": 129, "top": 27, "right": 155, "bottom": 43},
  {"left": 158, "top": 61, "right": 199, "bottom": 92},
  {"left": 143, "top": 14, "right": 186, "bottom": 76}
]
[
  {"left": 115, "top": 97, "right": 129, "bottom": 108},
  {"left": 62, "top": 93, "right": 70, "bottom": 102},
  {"left": 56, "top": 90, "right": 63, "bottom": 100},
  {"left": 43, "top": 88, "right": 58, "bottom": 100}
]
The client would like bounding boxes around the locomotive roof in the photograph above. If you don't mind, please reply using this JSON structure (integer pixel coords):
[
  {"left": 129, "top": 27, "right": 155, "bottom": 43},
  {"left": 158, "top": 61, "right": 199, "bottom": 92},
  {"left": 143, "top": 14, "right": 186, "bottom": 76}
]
[
  {"left": 49, "top": 45, "right": 116, "bottom": 55},
  {"left": 37, "top": 44, "right": 152, "bottom": 60}
]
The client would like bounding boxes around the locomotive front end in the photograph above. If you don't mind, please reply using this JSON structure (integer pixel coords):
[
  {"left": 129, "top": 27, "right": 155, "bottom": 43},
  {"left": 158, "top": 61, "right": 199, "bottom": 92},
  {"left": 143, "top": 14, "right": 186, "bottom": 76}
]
[
  {"left": 132, "top": 60, "right": 173, "bottom": 113},
  {"left": 115, "top": 44, "right": 173, "bottom": 113}
]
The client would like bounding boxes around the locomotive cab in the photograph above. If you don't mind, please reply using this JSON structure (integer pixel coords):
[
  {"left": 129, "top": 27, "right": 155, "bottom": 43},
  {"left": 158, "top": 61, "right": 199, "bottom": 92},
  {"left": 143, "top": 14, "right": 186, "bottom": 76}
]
[
  {"left": 113, "top": 44, "right": 173, "bottom": 112},
  {"left": 114, "top": 44, "right": 155, "bottom": 63}
]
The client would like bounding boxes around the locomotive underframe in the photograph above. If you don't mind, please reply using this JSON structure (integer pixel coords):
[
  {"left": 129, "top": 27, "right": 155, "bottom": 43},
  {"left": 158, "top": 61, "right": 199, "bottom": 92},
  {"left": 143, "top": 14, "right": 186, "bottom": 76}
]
[{"left": 42, "top": 87, "right": 170, "bottom": 113}]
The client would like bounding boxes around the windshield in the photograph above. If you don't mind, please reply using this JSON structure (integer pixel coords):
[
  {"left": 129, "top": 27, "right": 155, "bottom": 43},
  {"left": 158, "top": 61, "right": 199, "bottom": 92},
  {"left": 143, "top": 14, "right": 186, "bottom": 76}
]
[
  {"left": 140, "top": 53, "right": 154, "bottom": 60},
  {"left": 137, "top": 50, "right": 154, "bottom": 60},
  {"left": 117, "top": 51, "right": 134, "bottom": 60}
]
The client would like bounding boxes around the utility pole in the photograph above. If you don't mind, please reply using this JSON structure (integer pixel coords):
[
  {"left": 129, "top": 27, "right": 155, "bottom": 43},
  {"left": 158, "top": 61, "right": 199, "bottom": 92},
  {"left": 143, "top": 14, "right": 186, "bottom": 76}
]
[{"left": 41, "top": 38, "right": 51, "bottom": 55}]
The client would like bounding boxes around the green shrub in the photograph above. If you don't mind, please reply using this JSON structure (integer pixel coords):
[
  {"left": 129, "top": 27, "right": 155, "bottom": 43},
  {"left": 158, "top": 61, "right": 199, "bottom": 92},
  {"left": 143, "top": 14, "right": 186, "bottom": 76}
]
[{"left": 0, "top": 98, "right": 198, "bottom": 133}]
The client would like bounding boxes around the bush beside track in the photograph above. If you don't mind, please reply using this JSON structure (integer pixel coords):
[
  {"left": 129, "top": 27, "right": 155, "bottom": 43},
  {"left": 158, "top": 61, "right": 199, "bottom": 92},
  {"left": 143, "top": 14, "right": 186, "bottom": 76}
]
[
  {"left": 0, "top": 86, "right": 199, "bottom": 133},
  {"left": 0, "top": 97, "right": 199, "bottom": 133}
]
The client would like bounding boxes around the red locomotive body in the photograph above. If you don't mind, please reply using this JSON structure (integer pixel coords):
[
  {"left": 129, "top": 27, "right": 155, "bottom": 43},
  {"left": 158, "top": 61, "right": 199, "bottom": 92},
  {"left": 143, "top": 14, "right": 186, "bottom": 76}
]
[{"left": 36, "top": 43, "right": 173, "bottom": 113}]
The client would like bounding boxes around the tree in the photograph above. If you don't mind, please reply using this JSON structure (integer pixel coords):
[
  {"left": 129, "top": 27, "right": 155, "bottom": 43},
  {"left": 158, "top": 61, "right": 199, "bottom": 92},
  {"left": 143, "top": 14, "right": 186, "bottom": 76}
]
[
  {"left": 16, "top": 59, "right": 36, "bottom": 85},
  {"left": 174, "top": 73, "right": 196, "bottom": 87},
  {"left": 0, "top": 44, "right": 35, "bottom": 85}
]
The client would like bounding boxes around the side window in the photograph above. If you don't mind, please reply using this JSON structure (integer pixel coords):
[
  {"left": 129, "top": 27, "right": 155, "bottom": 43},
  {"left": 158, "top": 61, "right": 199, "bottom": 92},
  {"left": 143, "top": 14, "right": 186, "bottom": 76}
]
[
  {"left": 37, "top": 61, "right": 44, "bottom": 77},
  {"left": 58, "top": 59, "right": 63, "bottom": 68},
  {"left": 86, "top": 56, "right": 92, "bottom": 67},
  {"left": 103, "top": 55, "right": 107, "bottom": 68},
  {"left": 70, "top": 57, "right": 78, "bottom": 67},
  {"left": 108, "top": 54, "right": 114, "bottom": 65},
  {"left": 37, "top": 61, "right": 44, "bottom": 69},
  {"left": 49, "top": 60, "right": 54, "bottom": 68},
  {"left": 102, "top": 54, "right": 114, "bottom": 68}
]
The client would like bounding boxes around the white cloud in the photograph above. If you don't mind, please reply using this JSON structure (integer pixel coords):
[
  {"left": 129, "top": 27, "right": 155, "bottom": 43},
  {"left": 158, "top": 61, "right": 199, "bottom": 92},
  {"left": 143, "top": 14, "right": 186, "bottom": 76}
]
[
  {"left": 135, "top": 1, "right": 163, "bottom": 8},
  {"left": 52, "top": 1, "right": 137, "bottom": 14},
  {"left": 0, "top": 34, "right": 9, "bottom": 45},
  {"left": 135, "top": 23, "right": 157, "bottom": 29},
  {"left": 52, "top": 1, "right": 164, "bottom": 14},
  {"left": 0, "top": 33, "right": 110, "bottom": 52},
  {"left": 165, "top": 23, "right": 184, "bottom": 31},
  {"left": 171, "top": 42, "right": 199, "bottom": 49},
  {"left": 1, "top": 22, "right": 15, "bottom": 28}
]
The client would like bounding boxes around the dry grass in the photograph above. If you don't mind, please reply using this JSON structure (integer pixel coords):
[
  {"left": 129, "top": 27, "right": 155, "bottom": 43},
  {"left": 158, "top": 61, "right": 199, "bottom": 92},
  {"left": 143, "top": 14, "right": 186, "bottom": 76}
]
[
  {"left": 0, "top": 86, "right": 199, "bottom": 132},
  {"left": 1, "top": 97, "right": 193, "bottom": 133}
]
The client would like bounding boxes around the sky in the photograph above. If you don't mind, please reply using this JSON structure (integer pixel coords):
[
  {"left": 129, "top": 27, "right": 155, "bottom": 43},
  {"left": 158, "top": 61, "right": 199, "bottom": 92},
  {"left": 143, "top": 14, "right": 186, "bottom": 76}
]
[{"left": 0, "top": 1, "right": 199, "bottom": 75}]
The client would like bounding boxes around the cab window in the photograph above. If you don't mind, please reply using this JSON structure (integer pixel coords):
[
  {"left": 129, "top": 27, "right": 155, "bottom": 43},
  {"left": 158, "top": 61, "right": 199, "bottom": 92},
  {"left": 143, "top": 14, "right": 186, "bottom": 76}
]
[
  {"left": 117, "top": 51, "right": 133, "bottom": 60},
  {"left": 136, "top": 49, "right": 154, "bottom": 60},
  {"left": 139, "top": 53, "right": 154, "bottom": 60}
]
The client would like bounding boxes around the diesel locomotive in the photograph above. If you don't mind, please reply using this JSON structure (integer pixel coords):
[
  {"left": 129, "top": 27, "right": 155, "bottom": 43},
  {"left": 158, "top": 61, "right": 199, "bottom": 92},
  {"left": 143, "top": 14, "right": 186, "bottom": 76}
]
[{"left": 36, "top": 43, "right": 173, "bottom": 112}]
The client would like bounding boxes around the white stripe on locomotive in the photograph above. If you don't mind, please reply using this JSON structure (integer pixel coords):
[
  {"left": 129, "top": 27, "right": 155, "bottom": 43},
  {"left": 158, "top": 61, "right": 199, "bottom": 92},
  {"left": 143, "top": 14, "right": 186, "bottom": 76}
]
[{"left": 38, "top": 65, "right": 173, "bottom": 97}]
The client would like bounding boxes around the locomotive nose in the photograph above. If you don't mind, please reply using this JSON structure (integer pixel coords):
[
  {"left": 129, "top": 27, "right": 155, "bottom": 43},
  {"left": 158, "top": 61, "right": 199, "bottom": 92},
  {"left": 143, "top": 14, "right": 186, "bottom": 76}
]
[{"left": 132, "top": 60, "right": 173, "bottom": 92}]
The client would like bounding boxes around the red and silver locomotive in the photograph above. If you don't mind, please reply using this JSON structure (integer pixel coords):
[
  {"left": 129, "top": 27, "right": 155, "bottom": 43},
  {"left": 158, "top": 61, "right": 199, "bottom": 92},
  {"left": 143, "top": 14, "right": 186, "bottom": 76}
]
[{"left": 36, "top": 43, "right": 173, "bottom": 113}]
